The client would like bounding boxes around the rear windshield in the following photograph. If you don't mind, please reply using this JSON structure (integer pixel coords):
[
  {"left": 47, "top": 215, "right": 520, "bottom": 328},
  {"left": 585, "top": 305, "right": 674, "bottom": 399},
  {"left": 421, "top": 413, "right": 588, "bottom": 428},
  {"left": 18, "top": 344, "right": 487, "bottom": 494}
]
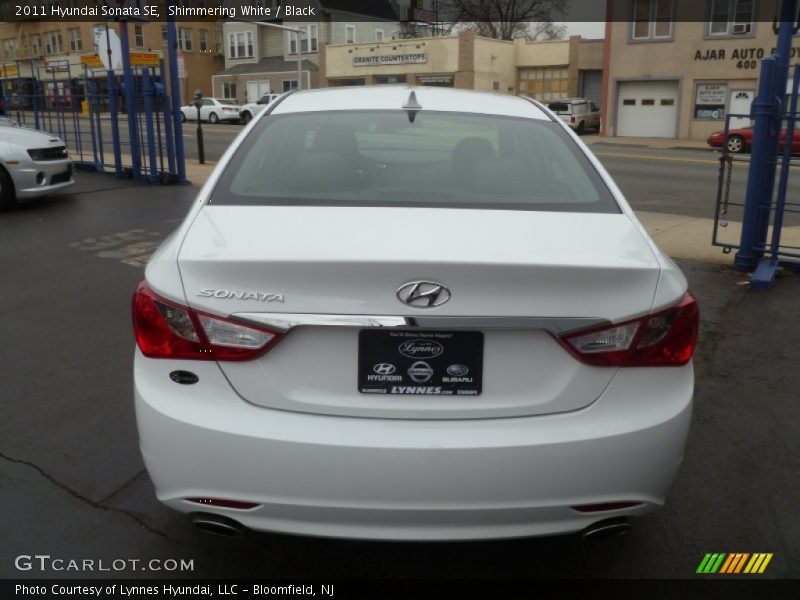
[
  {"left": 210, "top": 110, "right": 618, "bottom": 213},
  {"left": 217, "top": 99, "right": 237, "bottom": 105},
  {"left": 548, "top": 102, "right": 571, "bottom": 114}
]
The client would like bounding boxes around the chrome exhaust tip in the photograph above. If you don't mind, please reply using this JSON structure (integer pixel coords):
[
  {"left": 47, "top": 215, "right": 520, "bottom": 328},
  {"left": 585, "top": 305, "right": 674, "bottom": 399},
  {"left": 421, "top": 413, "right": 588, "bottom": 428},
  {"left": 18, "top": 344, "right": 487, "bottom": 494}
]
[
  {"left": 581, "top": 516, "right": 631, "bottom": 540},
  {"left": 190, "top": 513, "right": 246, "bottom": 537}
]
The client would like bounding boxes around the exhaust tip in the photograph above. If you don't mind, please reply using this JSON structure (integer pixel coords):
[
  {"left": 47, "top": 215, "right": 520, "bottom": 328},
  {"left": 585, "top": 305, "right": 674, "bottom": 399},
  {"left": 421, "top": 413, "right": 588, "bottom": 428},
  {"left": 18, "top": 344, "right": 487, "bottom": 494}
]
[
  {"left": 190, "top": 513, "right": 246, "bottom": 537},
  {"left": 581, "top": 516, "right": 631, "bottom": 540}
]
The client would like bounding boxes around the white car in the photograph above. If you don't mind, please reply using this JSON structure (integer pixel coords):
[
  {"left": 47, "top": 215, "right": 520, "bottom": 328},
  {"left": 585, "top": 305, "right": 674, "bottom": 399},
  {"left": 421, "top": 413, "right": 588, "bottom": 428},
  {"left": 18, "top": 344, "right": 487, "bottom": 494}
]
[
  {"left": 133, "top": 87, "right": 698, "bottom": 541},
  {"left": 0, "top": 121, "right": 74, "bottom": 209},
  {"left": 239, "top": 93, "right": 281, "bottom": 124},
  {"left": 547, "top": 98, "right": 601, "bottom": 134},
  {"left": 180, "top": 98, "right": 242, "bottom": 124}
]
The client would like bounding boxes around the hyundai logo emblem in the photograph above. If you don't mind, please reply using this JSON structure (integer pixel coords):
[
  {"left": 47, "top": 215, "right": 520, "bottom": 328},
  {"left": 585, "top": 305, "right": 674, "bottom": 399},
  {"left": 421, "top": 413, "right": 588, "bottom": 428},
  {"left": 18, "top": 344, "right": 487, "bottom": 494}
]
[
  {"left": 373, "top": 363, "right": 397, "bottom": 375},
  {"left": 396, "top": 281, "right": 451, "bottom": 308}
]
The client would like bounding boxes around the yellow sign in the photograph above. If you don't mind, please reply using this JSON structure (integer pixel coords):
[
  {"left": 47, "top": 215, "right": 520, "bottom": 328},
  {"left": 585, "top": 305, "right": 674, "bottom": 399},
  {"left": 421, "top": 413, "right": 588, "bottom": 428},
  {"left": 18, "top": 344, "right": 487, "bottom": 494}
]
[
  {"left": 130, "top": 52, "right": 160, "bottom": 67},
  {"left": 0, "top": 63, "right": 19, "bottom": 78},
  {"left": 80, "top": 54, "right": 105, "bottom": 69}
]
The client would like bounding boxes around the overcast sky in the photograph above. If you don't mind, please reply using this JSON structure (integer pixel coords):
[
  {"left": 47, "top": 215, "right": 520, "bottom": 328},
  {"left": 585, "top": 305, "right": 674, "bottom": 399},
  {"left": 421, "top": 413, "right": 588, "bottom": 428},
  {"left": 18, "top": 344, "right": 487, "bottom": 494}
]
[{"left": 562, "top": 22, "right": 606, "bottom": 38}]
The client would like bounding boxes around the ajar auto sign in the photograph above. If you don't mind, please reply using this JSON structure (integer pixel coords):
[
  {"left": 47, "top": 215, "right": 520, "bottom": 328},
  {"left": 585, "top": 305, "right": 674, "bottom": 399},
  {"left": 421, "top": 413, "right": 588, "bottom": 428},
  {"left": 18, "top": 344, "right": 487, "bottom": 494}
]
[{"left": 694, "top": 46, "right": 800, "bottom": 70}]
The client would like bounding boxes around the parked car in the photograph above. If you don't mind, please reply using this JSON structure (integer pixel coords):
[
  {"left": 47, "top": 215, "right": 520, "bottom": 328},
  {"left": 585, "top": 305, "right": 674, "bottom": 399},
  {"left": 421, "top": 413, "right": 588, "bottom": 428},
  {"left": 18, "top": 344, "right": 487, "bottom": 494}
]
[
  {"left": 133, "top": 86, "right": 698, "bottom": 541},
  {"left": 0, "top": 125, "right": 74, "bottom": 209},
  {"left": 547, "top": 98, "right": 600, "bottom": 134},
  {"left": 180, "top": 98, "right": 242, "bottom": 124},
  {"left": 706, "top": 125, "right": 800, "bottom": 154},
  {"left": 239, "top": 93, "right": 282, "bottom": 124}
]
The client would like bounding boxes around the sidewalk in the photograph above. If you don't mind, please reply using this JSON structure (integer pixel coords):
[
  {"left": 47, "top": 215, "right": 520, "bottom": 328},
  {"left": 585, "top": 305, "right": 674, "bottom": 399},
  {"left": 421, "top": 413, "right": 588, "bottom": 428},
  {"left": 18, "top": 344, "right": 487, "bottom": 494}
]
[{"left": 583, "top": 134, "right": 713, "bottom": 152}]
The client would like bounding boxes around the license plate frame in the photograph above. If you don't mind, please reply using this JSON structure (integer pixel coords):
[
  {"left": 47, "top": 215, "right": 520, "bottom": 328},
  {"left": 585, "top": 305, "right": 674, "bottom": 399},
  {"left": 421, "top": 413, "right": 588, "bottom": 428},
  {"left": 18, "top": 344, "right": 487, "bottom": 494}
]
[{"left": 358, "top": 330, "right": 483, "bottom": 396}]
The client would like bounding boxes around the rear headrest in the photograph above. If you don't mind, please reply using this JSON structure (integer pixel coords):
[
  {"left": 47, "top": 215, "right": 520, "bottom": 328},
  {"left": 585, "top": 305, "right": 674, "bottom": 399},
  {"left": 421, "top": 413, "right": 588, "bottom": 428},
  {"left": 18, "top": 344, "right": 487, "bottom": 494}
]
[{"left": 312, "top": 122, "right": 358, "bottom": 154}]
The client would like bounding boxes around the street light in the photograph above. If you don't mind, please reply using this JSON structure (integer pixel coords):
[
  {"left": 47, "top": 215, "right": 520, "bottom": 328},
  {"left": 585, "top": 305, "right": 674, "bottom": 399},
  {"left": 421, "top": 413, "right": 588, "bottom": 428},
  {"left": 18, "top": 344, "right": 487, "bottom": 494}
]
[{"left": 232, "top": 20, "right": 305, "bottom": 91}]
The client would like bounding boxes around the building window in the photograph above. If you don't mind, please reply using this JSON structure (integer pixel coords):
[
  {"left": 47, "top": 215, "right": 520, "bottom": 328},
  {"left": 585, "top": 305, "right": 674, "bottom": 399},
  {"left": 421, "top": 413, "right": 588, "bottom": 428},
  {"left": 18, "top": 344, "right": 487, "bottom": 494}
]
[
  {"left": 223, "top": 82, "right": 237, "bottom": 99},
  {"left": 632, "top": 0, "right": 673, "bottom": 40},
  {"left": 695, "top": 83, "right": 728, "bottom": 119},
  {"left": 283, "top": 79, "right": 299, "bottom": 92},
  {"left": 289, "top": 25, "right": 318, "bottom": 54},
  {"left": 31, "top": 35, "right": 42, "bottom": 56},
  {"left": 179, "top": 28, "right": 193, "bottom": 51},
  {"left": 134, "top": 25, "right": 144, "bottom": 48},
  {"left": 519, "top": 67, "right": 569, "bottom": 102},
  {"left": 161, "top": 26, "right": 168, "bottom": 45},
  {"left": 346, "top": 25, "right": 356, "bottom": 44},
  {"left": 214, "top": 28, "right": 222, "bottom": 54},
  {"left": 709, "top": 0, "right": 754, "bottom": 36},
  {"left": 375, "top": 29, "right": 385, "bottom": 43},
  {"left": 228, "top": 31, "right": 254, "bottom": 58},
  {"left": 199, "top": 30, "right": 209, "bottom": 52},
  {"left": 45, "top": 31, "right": 63, "bottom": 54},
  {"left": 68, "top": 28, "right": 82, "bottom": 52}
]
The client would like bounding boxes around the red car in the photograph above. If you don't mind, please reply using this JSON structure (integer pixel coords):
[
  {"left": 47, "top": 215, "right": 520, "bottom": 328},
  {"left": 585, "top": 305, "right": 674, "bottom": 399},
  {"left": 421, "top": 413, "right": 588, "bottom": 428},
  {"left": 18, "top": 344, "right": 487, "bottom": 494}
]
[{"left": 707, "top": 126, "right": 800, "bottom": 154}]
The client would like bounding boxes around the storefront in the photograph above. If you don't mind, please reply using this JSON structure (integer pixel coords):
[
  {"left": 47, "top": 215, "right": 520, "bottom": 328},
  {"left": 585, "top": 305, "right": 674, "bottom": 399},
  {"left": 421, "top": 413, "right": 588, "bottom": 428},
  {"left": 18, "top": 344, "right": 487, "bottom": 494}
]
[
  {"left": 602, "top": 1, "right": 789, "bottom": 140},
  {"left": 321, "top": 32, "right": 603, "bottom": 101}
]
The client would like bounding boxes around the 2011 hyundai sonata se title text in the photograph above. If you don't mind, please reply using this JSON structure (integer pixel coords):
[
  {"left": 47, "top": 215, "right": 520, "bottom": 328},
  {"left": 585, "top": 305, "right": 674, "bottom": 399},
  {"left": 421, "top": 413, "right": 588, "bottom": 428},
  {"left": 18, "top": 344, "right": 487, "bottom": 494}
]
[{"left": 132, "top": 86, "right": 698, "bottom": 541}]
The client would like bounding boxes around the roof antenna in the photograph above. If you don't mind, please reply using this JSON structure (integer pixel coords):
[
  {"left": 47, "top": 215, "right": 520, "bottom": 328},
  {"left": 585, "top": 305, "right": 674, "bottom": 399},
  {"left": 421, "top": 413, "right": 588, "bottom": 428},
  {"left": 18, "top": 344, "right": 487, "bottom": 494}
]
[{"left": 402, "top": 90, "right": 422, "bottom": 123}]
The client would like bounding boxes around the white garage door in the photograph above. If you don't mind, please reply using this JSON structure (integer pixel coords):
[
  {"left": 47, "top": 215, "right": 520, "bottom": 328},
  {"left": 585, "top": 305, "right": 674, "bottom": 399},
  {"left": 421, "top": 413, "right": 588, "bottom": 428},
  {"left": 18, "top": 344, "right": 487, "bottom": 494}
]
[{"left": 616, "top": 81, "right": 679, "bottom": 138}]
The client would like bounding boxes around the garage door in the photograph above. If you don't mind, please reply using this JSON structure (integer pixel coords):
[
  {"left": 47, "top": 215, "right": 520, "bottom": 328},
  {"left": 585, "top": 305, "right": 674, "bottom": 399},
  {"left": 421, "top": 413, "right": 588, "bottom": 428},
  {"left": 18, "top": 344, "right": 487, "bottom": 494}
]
[
  {"left": 616, "top": 81, "right": 679, "bottom": 138},
  {"left": 580, "top": 71, "right": 602, "bottom": 107}
]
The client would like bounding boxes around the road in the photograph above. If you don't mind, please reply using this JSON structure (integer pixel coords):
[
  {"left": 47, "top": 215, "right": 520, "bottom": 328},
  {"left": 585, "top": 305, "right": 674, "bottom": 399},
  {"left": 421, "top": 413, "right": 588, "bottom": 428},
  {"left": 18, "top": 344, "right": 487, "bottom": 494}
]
[{"left": 1, "top": 161, "right": 798, "bottom": 580}]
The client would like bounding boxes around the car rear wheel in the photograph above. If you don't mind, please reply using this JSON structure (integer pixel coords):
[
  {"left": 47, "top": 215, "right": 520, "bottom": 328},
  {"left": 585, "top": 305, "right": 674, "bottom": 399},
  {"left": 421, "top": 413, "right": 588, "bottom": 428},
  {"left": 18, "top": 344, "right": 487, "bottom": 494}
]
[
  {"left": 181, "top": 112, "right": 186, "bottom": 123},
  {"left": 576, "top": 121, "right": 586, "bottom": 135},
  {"left": 0, "top": 166, "right": 17, "bottom": 210},
  {"left": 209, "top": 112, "right": 219, "bottom": 124},
  {"left": 241, "top": 111, "right": 252, "bottom": 124},
  {"left": 726, "top": 135, "right": 745, "bottom": 154}
]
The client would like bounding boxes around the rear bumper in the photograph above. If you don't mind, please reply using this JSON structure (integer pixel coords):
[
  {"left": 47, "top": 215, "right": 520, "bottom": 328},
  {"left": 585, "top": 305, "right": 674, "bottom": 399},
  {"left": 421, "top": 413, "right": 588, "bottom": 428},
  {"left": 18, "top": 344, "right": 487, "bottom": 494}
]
[{"left": 134, "top": 350, "right": 693, "bottom": 540}]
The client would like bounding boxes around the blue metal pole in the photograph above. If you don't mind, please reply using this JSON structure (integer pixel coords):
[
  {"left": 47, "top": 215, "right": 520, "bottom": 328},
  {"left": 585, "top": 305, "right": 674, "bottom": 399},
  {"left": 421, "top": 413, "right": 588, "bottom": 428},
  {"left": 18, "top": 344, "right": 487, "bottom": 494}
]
[
  {"left": 734, "top": 57, "right": 777, "bottom": 271},
  {"left": 30, "top": 60, "right": 39, "bottom": 131},
  {"left": 166, "top": 1, "right": 188, "bottom": 184},
  {"left": 107, "top": 69, "right": 123, "bottom": 177},
  {"left": 142, "top": 68, "right": 158, "bottom": 183},
  {"left": 119, "top": 21, "right": 141, "bottom": 178},
  {"left": 734, "top": 0, "right": 797, "bottom": 271},
  {"left": 159, "top": 58, "right": 177, "bottom": 178}
]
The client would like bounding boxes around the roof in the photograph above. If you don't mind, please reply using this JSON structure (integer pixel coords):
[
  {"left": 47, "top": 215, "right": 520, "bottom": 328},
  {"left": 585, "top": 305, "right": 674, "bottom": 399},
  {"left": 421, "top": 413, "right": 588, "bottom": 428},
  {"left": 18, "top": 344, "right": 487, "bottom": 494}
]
[
  {"left": 216, "top": 57, "right": 319, "bottom": 77},
  {"left": 318, "top": 0, "right": 397, "bottom": 20},
  {"left": 272, "top": 86, "right": 550, "bottom": 120}
]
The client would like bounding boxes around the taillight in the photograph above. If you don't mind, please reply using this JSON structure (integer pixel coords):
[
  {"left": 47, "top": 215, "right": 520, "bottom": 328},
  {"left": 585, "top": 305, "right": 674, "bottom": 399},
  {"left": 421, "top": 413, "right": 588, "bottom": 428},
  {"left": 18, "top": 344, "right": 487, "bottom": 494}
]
[
  {"left": 558, "top": 292, "right": 699, "bottom": 367},
  {"left": 132, "top": 281, "right": 280, "bottom": 361}
]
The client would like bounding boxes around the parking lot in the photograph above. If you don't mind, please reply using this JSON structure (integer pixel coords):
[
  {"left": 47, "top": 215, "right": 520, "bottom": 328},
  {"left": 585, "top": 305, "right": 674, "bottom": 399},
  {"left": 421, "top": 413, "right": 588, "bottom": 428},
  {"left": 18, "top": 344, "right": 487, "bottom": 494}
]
[{"left": 1, "top": 147, "right": 798, "bottom": 579}]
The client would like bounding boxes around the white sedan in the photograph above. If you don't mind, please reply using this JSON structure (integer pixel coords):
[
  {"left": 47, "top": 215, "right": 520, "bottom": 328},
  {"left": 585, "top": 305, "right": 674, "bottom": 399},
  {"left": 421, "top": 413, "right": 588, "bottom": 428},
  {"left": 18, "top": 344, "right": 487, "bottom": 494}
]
[
  {"left": 133, "top": 86, "right": 698, "bottom": 541},
  {"left": 180, "top": 98, "right": 242, "bottom": 124}
]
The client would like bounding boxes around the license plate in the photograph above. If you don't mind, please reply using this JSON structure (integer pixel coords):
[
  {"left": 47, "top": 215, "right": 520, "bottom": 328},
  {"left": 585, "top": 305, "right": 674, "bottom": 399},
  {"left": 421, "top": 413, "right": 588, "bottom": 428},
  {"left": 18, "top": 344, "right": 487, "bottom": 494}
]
[{"left": 358, "top": 330, "right": 483, "bottom": 396}]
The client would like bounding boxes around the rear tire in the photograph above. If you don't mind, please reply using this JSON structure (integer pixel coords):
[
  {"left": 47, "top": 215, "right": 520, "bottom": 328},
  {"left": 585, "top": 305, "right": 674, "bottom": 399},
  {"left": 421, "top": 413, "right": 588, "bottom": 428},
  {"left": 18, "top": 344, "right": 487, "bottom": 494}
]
[
  {"left": 181, "top": 112, "right": 186, "bottom": 123},
  {"left": 0, "top": 166, "right": 17, "bottom": 211},
  {"left": 726, "top": 135, "right": 745, "bottom": 154},
  {"left": 209, "top": 112, "right": 219, "bottom": 124},
  {"left": 576, "top": 121, "right": 586, "bottom": 135}
]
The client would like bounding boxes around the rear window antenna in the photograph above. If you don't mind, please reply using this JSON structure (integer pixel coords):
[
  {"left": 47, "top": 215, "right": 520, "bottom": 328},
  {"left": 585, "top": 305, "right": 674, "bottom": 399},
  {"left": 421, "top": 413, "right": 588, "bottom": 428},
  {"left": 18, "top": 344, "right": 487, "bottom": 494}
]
[{"left": 402, "top": 90, "right": 422, "bottom": 123}]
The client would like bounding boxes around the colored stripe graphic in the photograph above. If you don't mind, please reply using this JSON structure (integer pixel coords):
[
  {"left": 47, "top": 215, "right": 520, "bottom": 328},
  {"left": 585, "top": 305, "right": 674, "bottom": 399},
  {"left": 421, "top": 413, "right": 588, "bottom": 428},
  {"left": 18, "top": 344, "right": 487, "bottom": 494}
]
[{"left": 698, "top": 552, "right": 773, "bottom": 574}]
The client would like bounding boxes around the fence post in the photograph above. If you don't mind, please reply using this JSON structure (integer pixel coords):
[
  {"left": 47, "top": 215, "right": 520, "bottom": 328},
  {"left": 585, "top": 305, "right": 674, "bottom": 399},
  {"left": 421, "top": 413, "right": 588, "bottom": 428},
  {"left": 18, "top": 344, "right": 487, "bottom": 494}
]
[
  {"left": 107, "top": 70, "right": 123, "bottom": 177},
  {"left": 166, "top": 2, "right": 188, "bottom": 184},
  {"left": 142, "top": 68, "right": 159, "bottom": 183},
  {"left": 119, "top": 21, "right": 141, "bottom": 179}
]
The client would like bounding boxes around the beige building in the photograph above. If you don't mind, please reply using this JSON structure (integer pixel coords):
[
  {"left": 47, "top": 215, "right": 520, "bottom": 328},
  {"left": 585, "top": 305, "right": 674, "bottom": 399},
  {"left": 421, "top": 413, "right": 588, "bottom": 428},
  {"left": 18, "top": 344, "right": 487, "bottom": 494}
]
[
  {"left": 0, "top": 20, "right": 223, "bottom": 106},
  {"left": 603, "top": 0, "right": 791, "bottom": 140},
  {"left": 321, "top": 31, "right": 604, "bottom": 106}
]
